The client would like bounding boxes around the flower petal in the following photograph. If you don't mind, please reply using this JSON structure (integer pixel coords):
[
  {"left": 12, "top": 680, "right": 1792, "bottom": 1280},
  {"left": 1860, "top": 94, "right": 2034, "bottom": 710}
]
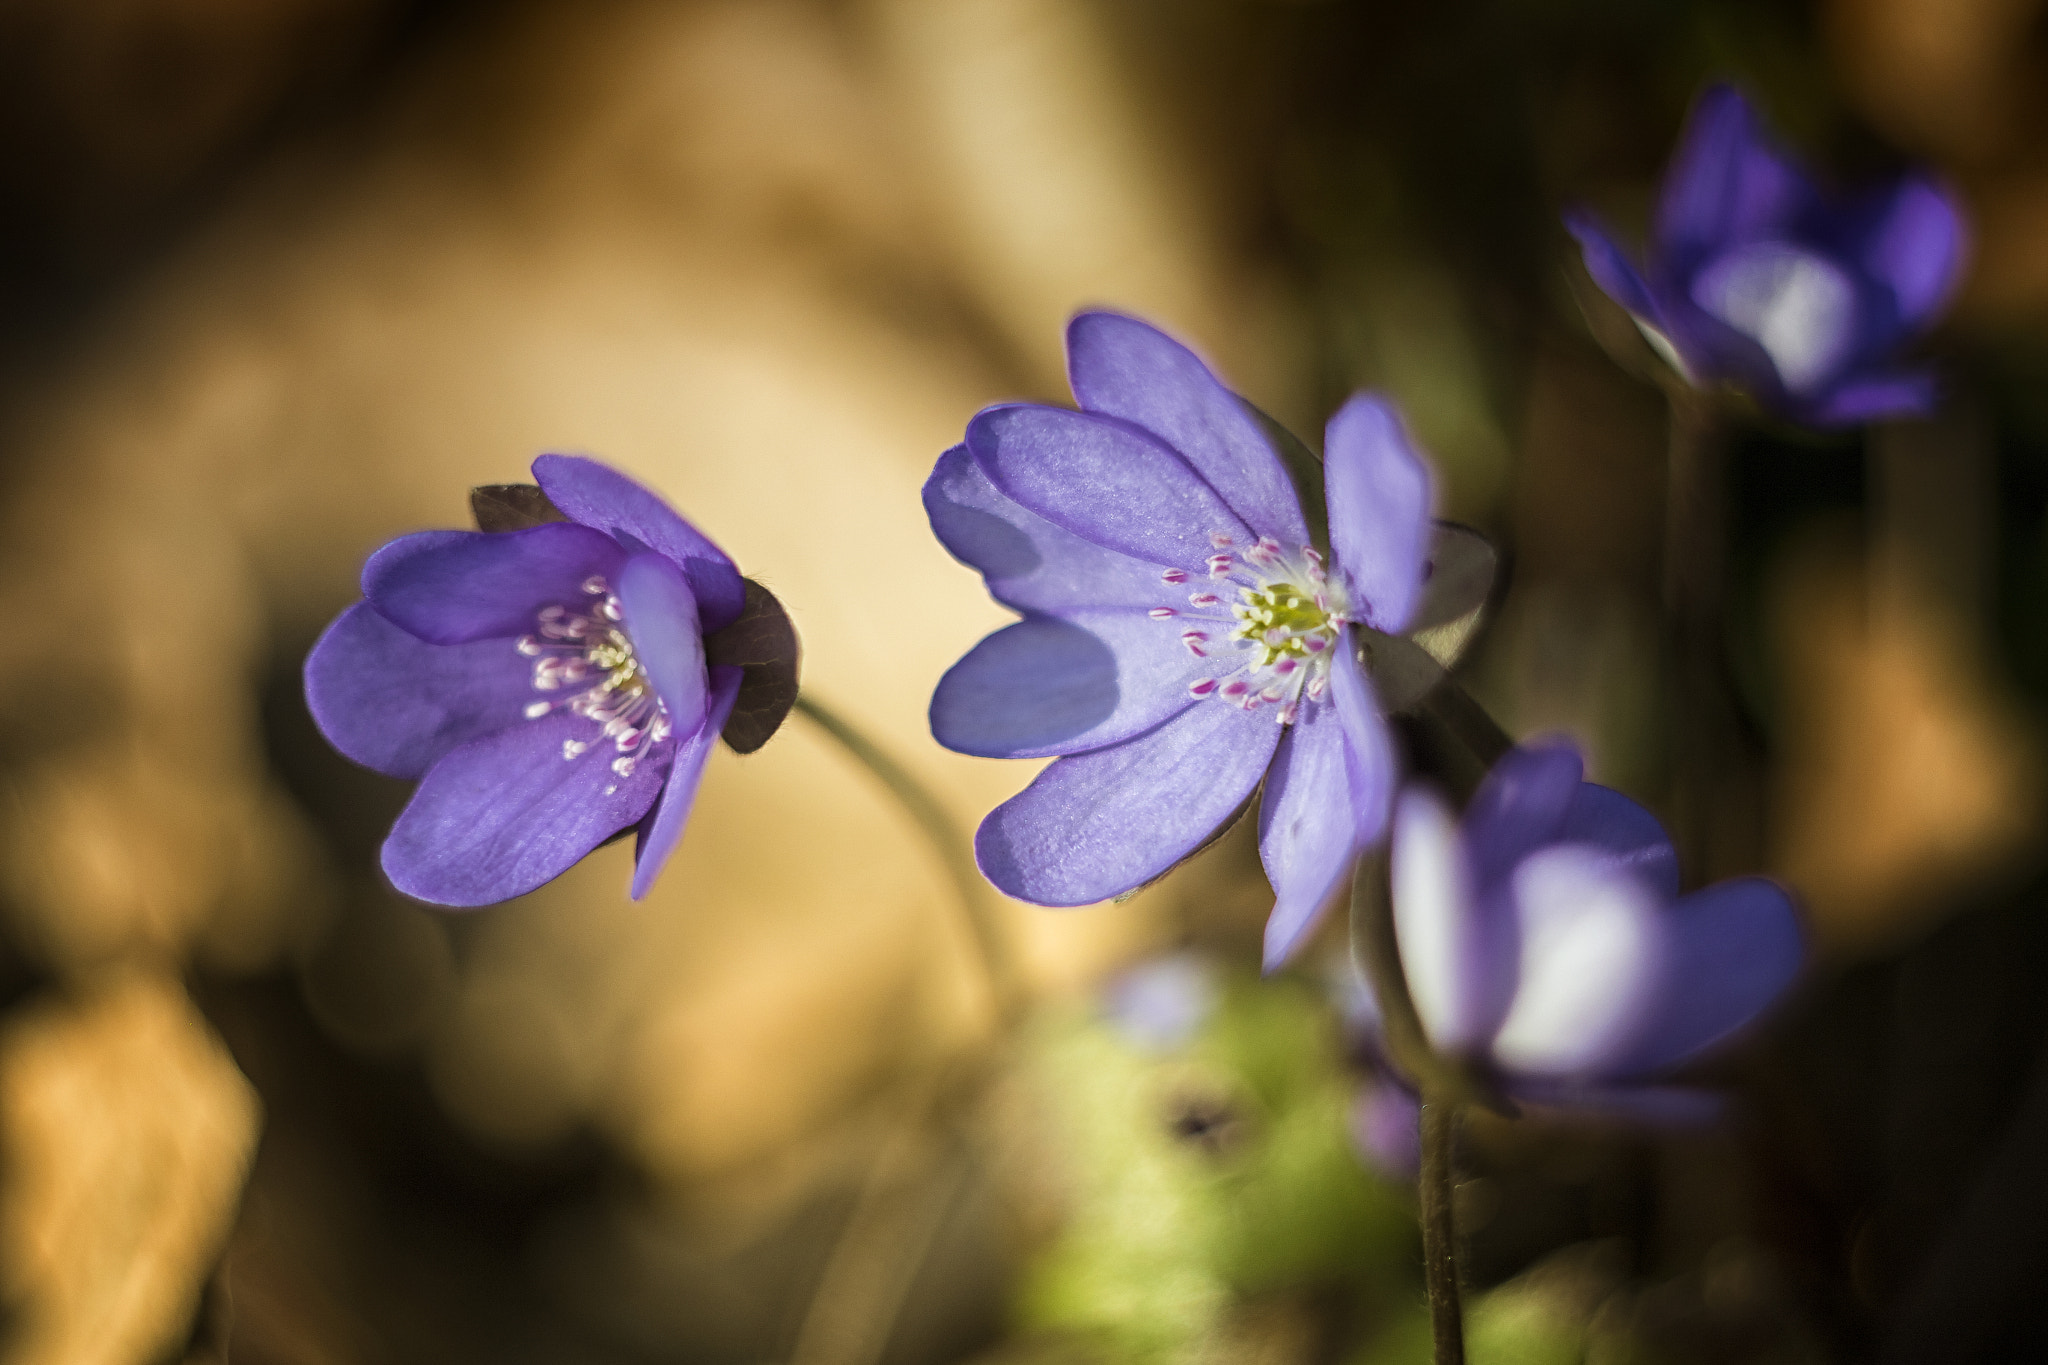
[
  {"left": 364, "top": 523, "right": 627, "bottom": 645},
  {"left": 923, "top": 444, "right": 1179, "bottom": 612},
  {"left": 1328, "top": 630, "right": 1398, "bottom": 850},
  {"left": 617, "top": 551, "right": 707, "bottom": 735},
  {"left": 1064, "top": 311, "right": 1310, "bottom": 546},
  {"left": 1601, "top": 876, "right": 1804, "bottom": 1079},
  {"left": 532, "top": 454, "right": 747, "bottom": 633},
  {"left": 1461, "top": 741, "right": 1583, "bottom": 890},
  {"left": 1258, "top": 699, "right": 1363, "bottom": 971},
  {"left": 1564, "top": 210, "right": 1663, "bottom": 323},
  {"left": 1391, "top": 786, "right": 1514, "bottom": 1055},
  {"left": 305, "top": 602, "right": 540, "bottom": 779},
  {"left": 1323, "top": 394, "right": 1433, "bottom": 634},
  {"left": 931, "top": 610, "right": 1228, "bottom": 760},
  {"left": 1490, "top": 844, "right": 1664, "bottom": 1080},
  {"left": 1799, "top": 368, "right": 1939, "bottom": 427},
  {"left": 1654, "top": 85, "right": 1814, "bottom": 276},
  {"left": 381, "top": 709, "right": 666, "bottom": 906},
  {"left": 1858, "top": 174, "right": 1968, "bottom": 328},
  {"left": 631, "top": 665, "right": 744, "bottom": 899},
  {"left": 1689, "top": 241, "right": 1860, "bottom": 395},
  {"left": 1557, "top": 782, "right": 1679, "bottom": 901},
  {"left": 965, "top": 404, "right": 1257, "bottom": 575},
  {"left": 974, "top": 700, "right": 1279, "bottom": 906}
]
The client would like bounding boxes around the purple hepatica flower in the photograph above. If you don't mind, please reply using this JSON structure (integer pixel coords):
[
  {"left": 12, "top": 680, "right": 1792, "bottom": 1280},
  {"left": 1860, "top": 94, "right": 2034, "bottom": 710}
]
[
  {"left": 1567, "top": 84, "right": 1966, "bottom": 428},
  {"left": 1365, "top": 740, "right": 1803, "bottom": 1120},
  {"left": 925, "top": 311, "right": 1439, "bottom": 970},
  {"left": 305, "top": 456, "right": 760, "bottom": 907}
]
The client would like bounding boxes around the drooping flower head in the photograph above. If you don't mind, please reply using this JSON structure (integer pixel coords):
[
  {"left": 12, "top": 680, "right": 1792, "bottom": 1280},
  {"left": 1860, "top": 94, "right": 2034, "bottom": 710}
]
[
  {"left": 306, "top": 456, "right": 796, "bottom": 906},
  {"left": 925, "top": 310, "right": 1448, "bottom": 969},
  {"left": 1567, "top": 84, "right": 1967, "bottom": 427},
  {"left": 1360, "top": 739, "right": 1804, "bottom": 1120}
]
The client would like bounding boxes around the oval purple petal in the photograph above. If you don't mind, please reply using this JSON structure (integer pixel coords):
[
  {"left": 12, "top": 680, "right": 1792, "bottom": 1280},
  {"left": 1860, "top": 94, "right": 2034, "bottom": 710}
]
[
  {"left": 306, "top": 602, "right": 540, "bottom": 779},
  {"left": 923, "top": 443, "right": 1180, "bottom": 613},
  {"left": 965, "top": 404, "right": 1256, "bottom": 575},
  {"left": 631, "top": 665, "right": 743, "bottom": 899},
  {"left": 930, "top": 611, "right": 1225, "bottom": 760},
  {"left": 364, "top": 523, "right": 628, "bottom": 646},
  {"left": 1323, "top": 394, "right": 1433, "bottom": 634},
  {"left": 974, "top": 700, "right": 1279, "bottom": 906},
  {"left": 1064, "top": 311, "right": 1310, "bottom": 546},
  {"left": 1258, "top": 698, "right": 1366, "bottom": 972},
  {"left": 617, "top": 551, "right": 708, "bottom": 739},
  {"left": 381, "top": 708, "right": 666, "bottom": 906},
  {"left": 1601, "top": 876, "right": 1804, "bottom": 1079},
  {"left": 532, "top": 454, "right": 747, "bottom": 633}
]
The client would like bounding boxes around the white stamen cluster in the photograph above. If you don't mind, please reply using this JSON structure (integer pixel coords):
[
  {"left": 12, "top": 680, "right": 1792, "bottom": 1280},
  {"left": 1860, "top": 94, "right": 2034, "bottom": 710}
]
[
  {"left": 1151, "top": 532, "right": 1347, "bottom": 725},
  {"left": 518, "top": 575, "right": 671, "bottom": 784}
]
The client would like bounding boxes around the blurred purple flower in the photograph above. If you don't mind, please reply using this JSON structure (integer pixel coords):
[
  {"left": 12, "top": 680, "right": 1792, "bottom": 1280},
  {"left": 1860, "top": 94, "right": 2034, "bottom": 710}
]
[
  {"left": 305, "top": 456, "right": 748, "bottom": 906},
  {"left": 926, "top": 311, "right": 1437, "bottom": 969},
  {"left": 1358, "top": 740, "right": 1804, "bottom": 1122},
  {"left": 1102, "top": 951, "right": 1219, "bottom": 1052},
  {"left": 1567, "top": 83, "right": 1967, "bottom": 427}
]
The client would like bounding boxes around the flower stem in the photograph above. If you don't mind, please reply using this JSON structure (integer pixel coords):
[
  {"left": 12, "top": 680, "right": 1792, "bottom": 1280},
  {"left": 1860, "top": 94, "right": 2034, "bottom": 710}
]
[
  {"left": 1662, "top": 392, "right": 1729, "bottom": 883},
  {"left": 1418, "top": 1091, "right": 1467, "bottom": 1365},
  {"left": 1351, "top": 858, "right": 1470, "bottom": 1365},
  {"left": 791, "top": 693, "right": 1023, "bottom": 1027}
]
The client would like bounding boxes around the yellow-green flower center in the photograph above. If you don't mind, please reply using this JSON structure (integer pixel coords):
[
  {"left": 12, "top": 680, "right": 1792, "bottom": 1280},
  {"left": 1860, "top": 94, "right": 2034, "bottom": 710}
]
[{"left": 1232, "top": 581, "right": 1338, "bottom": 667}]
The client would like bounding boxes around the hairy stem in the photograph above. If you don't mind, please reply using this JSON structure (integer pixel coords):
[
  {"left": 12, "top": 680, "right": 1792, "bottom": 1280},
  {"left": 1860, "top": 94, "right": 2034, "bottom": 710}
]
[
  {"left": 1419, "top": 1093, "right": 1467, "bottom": 1365},
  {"left": 791, "top": 693, "right": 1023, "bottom": 1028}
]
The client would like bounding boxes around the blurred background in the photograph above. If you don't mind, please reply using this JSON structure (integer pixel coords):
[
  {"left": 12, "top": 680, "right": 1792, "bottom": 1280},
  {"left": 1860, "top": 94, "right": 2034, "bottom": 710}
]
[{"left": 2, "top": 0, "right": 2047, "bottom": 1361}]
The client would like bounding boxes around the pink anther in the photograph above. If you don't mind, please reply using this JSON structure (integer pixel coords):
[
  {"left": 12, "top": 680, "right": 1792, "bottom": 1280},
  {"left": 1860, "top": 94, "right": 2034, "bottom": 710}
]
[
  {"left": 1189, "top": 593, "right": 1222, "bottom": 608},
  {"left": 1188, "top": 677, "right": 1219, "bottom": 697},
  {"left": 1161, "top": 568, "right": 1190, "bottom": 584},
  {"left": 1149, "top": 607, "right": 1178, "bottom": 619}
]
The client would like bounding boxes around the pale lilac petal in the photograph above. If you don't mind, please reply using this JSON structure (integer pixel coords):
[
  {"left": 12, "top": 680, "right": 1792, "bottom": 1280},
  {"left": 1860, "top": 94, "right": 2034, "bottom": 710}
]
[
  {"left": 382, "top": 709, "right": 665, "bottom": 906},
  {"left": 1490, "top": 844, "right": 1665, "bottom": 1080},
  {"left": 965, "top": 404, "right": 1256, "bottom": 575},
  {"left": 1462, "top": 741, "right": 1583, "bottom": 889},
  {"left": 923, "top": 444, "right": 1180, "bottom": 612},
  {"left": 974, "top": 701, "right": 1279, "bottom": 906},
  {"left": 305, "top": 603, "right": 539, "bottom": 779},
  {"left": 1859, "top": 175, "right": 1968, "bottom": 326},
  {"left": 1327, "top": 634, "right": 1397, "bottom": 850},
  {"left": 1689, "top": 242, "right": 1861, "bottom": 395},
  {"left": 1391, "top": 786, "right": 1511, "bottom": 1055},
  {"left": 1564, "top": 211, "right": 1662, "bottom": 322},
  {"left": 1801, "top": 369, "right": 1939, "bottom": 427},
  {"left": 1558, "top": 782, "right": 1679, "bottom": 901},
  {"left": 1655, "top": 85, "right": 1813, "bottom": 273},
  {"left": 364, "top": 523, "right": 627, "bottom": 645},
  {"left": 532, "top": 454, "right": 747, "bottom": 632},
  {"left": 1323, "top": 394, "right": 1433, "bottom": 634},
  {"left": 631, "top": 666, "right": 743, "bottom": 899},
  {"left": 1065, "top": 311, "right": 1310, "bottom": 546},
  {"left": 930, "top": 610, "right": 1227, "bottom": 760},
  {"left": 1601, "top": 877, "right": 1804, "bottom": 1079},
  {"left": 616, "top": 552, "right": 707, "bottom": 735},
  {"left": 1258, "top": 700, "right": 1362, "bottom": 971}
]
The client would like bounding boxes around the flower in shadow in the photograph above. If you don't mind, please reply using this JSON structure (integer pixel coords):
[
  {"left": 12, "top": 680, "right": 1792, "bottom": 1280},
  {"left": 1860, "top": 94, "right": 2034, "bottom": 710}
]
[{"left": 1567, "top": 84, "right": 1967, "bottom": 427}]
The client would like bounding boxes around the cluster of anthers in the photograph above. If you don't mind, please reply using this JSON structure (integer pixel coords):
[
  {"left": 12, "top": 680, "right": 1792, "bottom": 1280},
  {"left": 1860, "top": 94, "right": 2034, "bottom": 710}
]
[
  {"left": 517, "top": 576, "right": 672, "bottom": 783},
  {"left": 1149, "top": 533, "right": 1348, "bottom": 725}
]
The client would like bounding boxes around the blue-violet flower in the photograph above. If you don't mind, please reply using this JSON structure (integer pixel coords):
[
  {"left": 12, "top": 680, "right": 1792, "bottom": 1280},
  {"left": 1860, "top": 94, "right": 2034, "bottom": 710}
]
[
  {"left": 306, "top": 456, "right": 752, "bottom": 906},
  {"left": 1364, "top": 740, "right": 1804, "bottom": 1120},
  {"left": 1567, "top": 83, "right": 1967, "bottom": 427},
  {"left": 925, "top": 311, "right": 1438, "bottom": 969}
]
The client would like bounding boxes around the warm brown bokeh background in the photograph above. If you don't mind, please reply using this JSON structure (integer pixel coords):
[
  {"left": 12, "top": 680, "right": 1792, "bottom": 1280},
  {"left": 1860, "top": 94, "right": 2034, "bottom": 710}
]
[{"left": 1, "top": 2, "right": 2046, "bottom": 1362}]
